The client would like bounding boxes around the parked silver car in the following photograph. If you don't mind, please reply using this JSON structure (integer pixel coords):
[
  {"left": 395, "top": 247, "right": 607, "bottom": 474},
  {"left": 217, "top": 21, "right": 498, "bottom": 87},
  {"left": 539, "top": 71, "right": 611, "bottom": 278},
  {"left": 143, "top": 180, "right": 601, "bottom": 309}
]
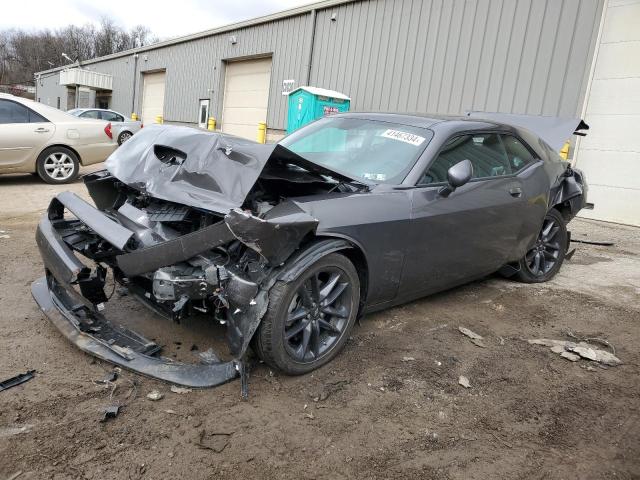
[{"left": 68, "top": 108, "right": 142, "bottom": 145}]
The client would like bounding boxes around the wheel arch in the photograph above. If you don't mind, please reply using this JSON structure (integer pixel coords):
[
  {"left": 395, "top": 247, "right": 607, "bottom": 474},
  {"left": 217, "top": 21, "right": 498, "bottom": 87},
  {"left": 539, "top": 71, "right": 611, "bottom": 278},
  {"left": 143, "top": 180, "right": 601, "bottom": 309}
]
[
  {"left": 277, "top": 234, "right": 370, "bottom": 315},
  {"left": 118, "top": 130, "right": 133, "bottom": 144}
]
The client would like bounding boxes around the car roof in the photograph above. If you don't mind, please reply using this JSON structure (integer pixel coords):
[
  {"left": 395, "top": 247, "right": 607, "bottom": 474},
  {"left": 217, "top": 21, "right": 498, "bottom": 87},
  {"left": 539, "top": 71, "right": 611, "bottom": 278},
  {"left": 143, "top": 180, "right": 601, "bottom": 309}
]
[
  {"left": 331, "top": 112, "right": 512, "bottom": 132},
  {"left": 73, "top": 108, "right": 122, "bottom": 113}
]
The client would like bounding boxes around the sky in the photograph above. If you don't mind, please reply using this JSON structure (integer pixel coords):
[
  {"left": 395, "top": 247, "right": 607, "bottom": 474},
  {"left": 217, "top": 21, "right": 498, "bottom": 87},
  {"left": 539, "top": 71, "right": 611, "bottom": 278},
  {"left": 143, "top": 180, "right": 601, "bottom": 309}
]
[{"left": 1, "top": 0, "right": 317, "bottom": 38}]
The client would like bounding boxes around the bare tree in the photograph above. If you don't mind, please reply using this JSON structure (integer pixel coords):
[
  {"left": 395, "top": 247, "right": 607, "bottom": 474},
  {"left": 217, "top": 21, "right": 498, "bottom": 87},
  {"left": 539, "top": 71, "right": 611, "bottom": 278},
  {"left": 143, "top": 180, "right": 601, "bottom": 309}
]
[{"left": 0, "top": 17, "right": 158, "bottom": 86}]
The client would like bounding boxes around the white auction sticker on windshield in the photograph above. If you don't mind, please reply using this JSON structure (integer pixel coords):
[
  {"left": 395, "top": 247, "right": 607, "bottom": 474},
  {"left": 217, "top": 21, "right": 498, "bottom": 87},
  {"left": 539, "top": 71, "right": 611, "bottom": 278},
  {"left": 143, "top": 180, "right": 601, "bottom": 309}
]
[{"left": 380, "top": 129, "right": 426, "bottom": 146}]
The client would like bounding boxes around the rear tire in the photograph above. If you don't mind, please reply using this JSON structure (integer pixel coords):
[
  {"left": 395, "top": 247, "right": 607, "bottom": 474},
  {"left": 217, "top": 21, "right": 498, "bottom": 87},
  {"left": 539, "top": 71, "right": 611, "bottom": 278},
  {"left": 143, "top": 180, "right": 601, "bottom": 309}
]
[
  {"left": 117, "top": 131, "right": 133, "bottom": 145},
  {"left": 515, "top": 208, "right": 567, "bottom": 283},
  {"left": 36, "top": 147, "right": 79, "bottom": 184},
  {"left": 253, "top": 253, "right": 360, "bottom": 375}
]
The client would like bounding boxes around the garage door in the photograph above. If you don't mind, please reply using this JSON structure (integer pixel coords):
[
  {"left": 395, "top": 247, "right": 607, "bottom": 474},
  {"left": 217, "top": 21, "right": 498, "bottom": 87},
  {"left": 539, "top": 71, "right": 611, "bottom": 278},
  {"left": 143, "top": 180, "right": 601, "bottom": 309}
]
[
  {"left": 141, "top": 71, "right": 166, "bottom": 126},
  {"left": 222, "top": 57, "right": 272, "bottom": 139},
  {"left": 575, "top": 0, "right": 640, "bottom": 226}
]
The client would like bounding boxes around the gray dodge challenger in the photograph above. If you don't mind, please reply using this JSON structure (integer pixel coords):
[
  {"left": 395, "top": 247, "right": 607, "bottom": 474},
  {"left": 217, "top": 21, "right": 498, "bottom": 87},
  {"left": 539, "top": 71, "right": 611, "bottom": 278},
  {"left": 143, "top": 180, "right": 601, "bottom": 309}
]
[{"left": 32, "top": 112, "right": 588, "bottom": 395}]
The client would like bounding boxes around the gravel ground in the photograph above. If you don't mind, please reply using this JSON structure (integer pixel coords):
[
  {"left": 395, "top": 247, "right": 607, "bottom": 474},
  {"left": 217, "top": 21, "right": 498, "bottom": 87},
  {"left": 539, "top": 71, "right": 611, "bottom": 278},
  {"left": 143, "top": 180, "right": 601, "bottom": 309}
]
[{"left": 0, "top": 169, "right": 639, "bottom": 480}]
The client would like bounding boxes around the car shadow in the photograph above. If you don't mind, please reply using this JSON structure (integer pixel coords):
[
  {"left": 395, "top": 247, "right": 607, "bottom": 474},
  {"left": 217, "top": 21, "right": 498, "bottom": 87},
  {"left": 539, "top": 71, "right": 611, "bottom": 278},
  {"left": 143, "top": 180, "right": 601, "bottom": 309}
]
[
  {"left": 0, "top": 173, "right": 46, "bottom": 187},
  {"left": 0, "top": 169, "right": 98, "bottom": 187}
]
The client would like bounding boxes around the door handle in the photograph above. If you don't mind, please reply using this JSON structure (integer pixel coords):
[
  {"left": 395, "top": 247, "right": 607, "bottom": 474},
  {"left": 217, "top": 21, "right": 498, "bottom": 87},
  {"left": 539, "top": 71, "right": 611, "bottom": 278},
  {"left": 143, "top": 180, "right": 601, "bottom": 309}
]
[
  {"left": 34, "top": 128, "right": 50, "bottom": 133},
  {"left": 509, "top": 187, "right": 522, "bottom": 197}
]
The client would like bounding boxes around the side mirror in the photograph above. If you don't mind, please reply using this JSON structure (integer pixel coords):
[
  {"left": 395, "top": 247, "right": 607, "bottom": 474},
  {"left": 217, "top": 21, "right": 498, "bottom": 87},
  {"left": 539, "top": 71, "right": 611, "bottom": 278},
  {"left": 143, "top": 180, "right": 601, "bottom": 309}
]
[{"left": 439, "top": 159, "right": 473, "bottom": 197}]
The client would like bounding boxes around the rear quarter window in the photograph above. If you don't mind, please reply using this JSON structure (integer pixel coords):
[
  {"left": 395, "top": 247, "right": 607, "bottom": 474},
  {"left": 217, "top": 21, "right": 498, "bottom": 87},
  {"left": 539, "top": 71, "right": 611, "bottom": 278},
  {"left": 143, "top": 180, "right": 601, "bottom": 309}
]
[
  {"left": 517, "top": 129, "right": 562, "bottom": 163},
  {"left": 501, "top": 134, "right": 537, "bottom": 171}
]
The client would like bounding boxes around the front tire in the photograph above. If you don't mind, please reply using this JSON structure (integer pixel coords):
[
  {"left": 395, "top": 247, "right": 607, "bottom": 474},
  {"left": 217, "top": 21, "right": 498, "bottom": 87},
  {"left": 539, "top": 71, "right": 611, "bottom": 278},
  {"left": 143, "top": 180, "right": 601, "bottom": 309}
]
[
  {"left": 515, "top": 208, "right": 567, "bottom": 283},
  {"left": 36, "top": 147, "right": 79, "bottom": 184},
  {"left": 253, "top": 253, "right": 360, "bottom": 375}
]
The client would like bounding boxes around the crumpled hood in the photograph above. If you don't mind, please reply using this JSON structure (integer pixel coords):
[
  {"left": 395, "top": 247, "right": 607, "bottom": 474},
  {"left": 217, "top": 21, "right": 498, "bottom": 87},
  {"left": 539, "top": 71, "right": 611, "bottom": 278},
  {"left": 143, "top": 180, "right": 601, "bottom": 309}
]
[
  {"left": 105, "top": 125, "right": 358, "bottom": 214},
  {"left": 106, "top": 125, "right": 277, "bottom": 214}
]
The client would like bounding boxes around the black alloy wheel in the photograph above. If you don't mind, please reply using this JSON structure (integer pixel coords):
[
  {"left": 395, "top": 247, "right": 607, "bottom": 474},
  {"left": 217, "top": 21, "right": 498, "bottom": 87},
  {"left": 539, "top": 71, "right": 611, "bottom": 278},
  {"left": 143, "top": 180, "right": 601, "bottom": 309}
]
[
  {"left": 253, "top": 253, "right": 360, "bottom": 375},
  {"left": 516, "top": 208, "right": 567, "bottom": 283},
  {"left": 283, "top": 267, "right": 352, "bottom": 362}
]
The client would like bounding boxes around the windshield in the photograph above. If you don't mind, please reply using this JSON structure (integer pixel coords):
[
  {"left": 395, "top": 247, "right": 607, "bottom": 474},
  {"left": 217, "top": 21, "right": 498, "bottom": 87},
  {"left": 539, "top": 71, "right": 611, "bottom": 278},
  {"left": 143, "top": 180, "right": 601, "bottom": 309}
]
[{"left": 280, "top": 117, "right": 432, "bottom": 184}]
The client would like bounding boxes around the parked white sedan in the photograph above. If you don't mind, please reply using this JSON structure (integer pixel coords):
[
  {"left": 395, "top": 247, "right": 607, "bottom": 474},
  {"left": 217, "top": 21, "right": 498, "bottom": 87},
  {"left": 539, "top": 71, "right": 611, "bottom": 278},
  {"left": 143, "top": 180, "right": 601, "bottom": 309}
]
[
  {"left": 0, "top": 94, "right": 117, "bottom": 184},
  {"left": 68, "top": 108, "right": 143, "bottom": 145}
]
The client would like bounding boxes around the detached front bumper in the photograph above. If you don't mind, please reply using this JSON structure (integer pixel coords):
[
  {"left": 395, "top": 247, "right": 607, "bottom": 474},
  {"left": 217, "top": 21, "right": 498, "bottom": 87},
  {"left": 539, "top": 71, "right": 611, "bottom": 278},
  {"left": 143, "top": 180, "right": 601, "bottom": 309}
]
[{"left": 32, "top": 212, "right": 241, "bottom": 390}]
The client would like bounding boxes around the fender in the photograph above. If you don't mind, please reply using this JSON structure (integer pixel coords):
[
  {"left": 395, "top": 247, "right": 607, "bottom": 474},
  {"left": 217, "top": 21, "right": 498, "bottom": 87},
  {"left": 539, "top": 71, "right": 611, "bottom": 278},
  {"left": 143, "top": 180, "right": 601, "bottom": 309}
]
[
  {"left": 277, "top": 238, "right": 355, "bottom": 283},
  {"left": 224, "top": 238, "right": 357, "bottom": 359}
]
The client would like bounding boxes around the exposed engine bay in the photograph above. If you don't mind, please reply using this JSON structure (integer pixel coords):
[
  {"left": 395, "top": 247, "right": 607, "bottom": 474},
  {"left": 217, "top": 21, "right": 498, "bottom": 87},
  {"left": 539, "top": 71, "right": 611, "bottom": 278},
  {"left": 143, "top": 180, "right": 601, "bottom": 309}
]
[{"left": 73, "top": 165, "right": 350, "bottom": 322}]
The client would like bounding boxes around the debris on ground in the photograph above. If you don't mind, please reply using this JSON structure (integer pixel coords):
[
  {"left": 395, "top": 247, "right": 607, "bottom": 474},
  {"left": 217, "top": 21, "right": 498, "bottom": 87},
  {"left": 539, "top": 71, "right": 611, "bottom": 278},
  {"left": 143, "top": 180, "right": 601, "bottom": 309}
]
[
  {"left": 458, "top": 376, "right": 471, "bottom": 388},
  {"left": 402, "top": 356, "right": 415, "bottom": 362},
  {"left": 100, "top": 405, "right": 120, "bottom": 422},
  {"left": 564, "top": 329, "right": 617, "bottom": 355},
  {"left": 427, "top": 323, "right": 449, "bottom": 332},
  {"left": 0, "top": 234, "right": 10, "bottom": 239},
  {"left": 570, "top": 238, "right": 615, "bottom": 246},
  {"left": 7, "top": 471, "right": 23, "bottom": 480},
  {"left": 458, "top": 326, "right": 487, "bottom": 348},
  {"left": 311, "top": 379, "right": 350, "bottom": 402},
  {"left": 196, "top": 429, "right": 233, "bottom": 453},
  {"left": 198, "top": 348, "right": 220, "bottom": 365},
  {"left": 170, "top": 385, "right": 192, "bottom": 394},
  {"left": 146, "top": 390, "right": 164, "bottom": 401},
  {"left": 0, "top": 370, "right": 35, "bottom": 392},
  {"left": 94, "top": 370, "right": 118, "bottom": 385},
  {"left": 560, "top": 351, "right": 580, "bottom": 362},
  {"left": 0, "top": 425, "right": 33, "bottom": 438},
  {"left": 528, "top": 338, "right": 622, "bottom": 366}
]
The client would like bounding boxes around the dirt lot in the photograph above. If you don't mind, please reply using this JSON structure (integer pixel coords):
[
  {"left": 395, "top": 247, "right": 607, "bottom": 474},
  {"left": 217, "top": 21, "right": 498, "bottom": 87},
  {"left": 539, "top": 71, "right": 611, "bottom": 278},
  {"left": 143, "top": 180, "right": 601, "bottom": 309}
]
[{"left": 1, "top": 168, "right": 639, "bottom": 480}]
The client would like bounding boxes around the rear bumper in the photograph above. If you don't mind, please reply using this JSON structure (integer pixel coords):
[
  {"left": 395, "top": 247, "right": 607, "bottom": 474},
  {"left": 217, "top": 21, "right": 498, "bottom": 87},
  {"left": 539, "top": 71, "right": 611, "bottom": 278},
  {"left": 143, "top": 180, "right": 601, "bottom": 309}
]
[
  {"left": 32, "top": 199, "right": 240, "bottom": 389},
  {"left": 75, "top": 142, "right": 117, "bottom": 166}
]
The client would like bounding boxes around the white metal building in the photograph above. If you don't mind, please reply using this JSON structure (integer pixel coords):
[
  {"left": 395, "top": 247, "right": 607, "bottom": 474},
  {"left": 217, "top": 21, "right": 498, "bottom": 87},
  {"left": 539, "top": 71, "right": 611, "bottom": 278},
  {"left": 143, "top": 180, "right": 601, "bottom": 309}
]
[{"left": 574, "top": 0, "right": 640, "bottom": 226}]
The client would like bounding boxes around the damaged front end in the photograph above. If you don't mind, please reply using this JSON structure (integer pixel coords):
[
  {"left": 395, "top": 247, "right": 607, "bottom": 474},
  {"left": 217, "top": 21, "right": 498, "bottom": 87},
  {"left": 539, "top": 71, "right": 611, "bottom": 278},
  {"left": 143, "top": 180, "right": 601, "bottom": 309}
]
[{"left": 31, "top": 127, "right": 361, "bottom": 395}]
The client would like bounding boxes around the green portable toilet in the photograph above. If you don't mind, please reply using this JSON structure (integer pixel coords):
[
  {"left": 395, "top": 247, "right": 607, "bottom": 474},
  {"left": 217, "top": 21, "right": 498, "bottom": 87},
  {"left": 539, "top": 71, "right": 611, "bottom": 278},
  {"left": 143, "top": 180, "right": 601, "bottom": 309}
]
[{"left": 286, "top": 86, "right": 351, "bottom": 134}]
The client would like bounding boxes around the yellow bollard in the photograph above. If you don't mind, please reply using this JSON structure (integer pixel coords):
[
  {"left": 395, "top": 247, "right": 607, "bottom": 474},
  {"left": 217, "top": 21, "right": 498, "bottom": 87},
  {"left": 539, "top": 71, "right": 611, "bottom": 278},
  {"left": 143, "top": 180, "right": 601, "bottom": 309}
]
[
  {"left": 155, "top": 115, "right": 163, "bottom": 124},
  {"left": 131, "top": 113, "right": 138, "bottom": 121},
  {"left": 257, "top": 121, "right": 267, "bottom": 144},
  {"left": 559, "top": 141, "right": 570, "bottom": 160},
  {"left": 207, "top": 117, "right": 216, "bottom": 131}
]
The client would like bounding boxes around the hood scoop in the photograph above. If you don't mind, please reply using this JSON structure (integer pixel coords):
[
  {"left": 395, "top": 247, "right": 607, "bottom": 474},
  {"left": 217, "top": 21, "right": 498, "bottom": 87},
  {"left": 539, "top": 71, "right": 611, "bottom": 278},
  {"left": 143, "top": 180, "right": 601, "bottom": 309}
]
[{"left": 154, "top": 144, "right": 187, "bottom": 166}]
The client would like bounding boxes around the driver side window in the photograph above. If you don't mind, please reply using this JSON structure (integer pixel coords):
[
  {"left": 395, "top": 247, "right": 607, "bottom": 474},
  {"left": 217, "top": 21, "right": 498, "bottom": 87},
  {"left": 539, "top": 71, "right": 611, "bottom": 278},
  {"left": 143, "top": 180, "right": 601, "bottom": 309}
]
[{"left": 420, "top": 133, "right": 511, "bottom": 184}]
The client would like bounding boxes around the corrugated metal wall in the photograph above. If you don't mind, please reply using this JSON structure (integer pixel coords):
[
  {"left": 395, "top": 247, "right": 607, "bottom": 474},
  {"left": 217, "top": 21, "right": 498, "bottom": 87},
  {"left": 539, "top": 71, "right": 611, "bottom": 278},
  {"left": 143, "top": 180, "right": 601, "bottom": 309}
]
[
  {"left": 36, "top": 0, "right": 604, "bottom": 130},
  {"left": 35, "top": 72, "right": 66, "bottom": 107},
  {"left": 311, "top": 0, "right": 603, "bottom": 118}
]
